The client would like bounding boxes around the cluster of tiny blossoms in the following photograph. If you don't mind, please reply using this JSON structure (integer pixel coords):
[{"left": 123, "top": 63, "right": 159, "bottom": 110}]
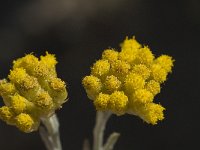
[
  {"left": 0, "top": 52, "right": 68, "bottom": 132},
  {"left": 82, "top": 37, "right": 174, "bottom": 125}
]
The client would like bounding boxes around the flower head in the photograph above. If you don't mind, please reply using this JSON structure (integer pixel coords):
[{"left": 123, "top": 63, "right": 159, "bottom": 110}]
[
  {"left": 82, "top": 37, "right": 174, "bottom": 125},
  {"left": 0, "top": 52, "right": 68, "bottom": 132}
]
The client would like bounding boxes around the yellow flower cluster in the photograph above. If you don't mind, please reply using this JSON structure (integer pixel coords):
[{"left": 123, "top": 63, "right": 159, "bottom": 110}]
[
  {"left": 82, "top": 37, "right": 174, "bottom": 125},
  {"left": 0, "top": 52, "right": 68, "bottom": 132}
]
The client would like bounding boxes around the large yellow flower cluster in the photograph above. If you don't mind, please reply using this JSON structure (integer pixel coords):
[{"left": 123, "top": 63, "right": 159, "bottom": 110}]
[
  {"left": 82, "top": 37, "right": 174, "bottom": 125},
  {"left": 0, "top": 52, "right": 68, "bottom": 132}
]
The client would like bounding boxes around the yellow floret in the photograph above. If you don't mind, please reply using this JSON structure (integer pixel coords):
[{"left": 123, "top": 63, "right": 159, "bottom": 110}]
[
  {"left": 13, "top": 54, "right": 39, "bottom": 71},
  {"left": 15, "top": 113, "right": 35, "bottom": 132},
  {"left": 109, "top": 91, "right": 128, "bottom": 115},
  {"left": 11, "top": 94, "right": 27, "bottom": 114},
  {"left": 21, "top": 76, "right": 39, "bottom": 91},
  {"left": 155, "top": 55, "right": 174, "bottom": 73},
  {"left": 9, "top": 68, "right": 39, "bottom": 91},
  {"left": 145, "top": 80, "right": 160, "bottom": 96},
  {"left": 49, "top": 78, "right": 66, "bottom": 91},
  {"left": 0, "top": 80, "right": 16, "bottom": 96},
  {"left": 94, "top": 93, "right": 110, "bottom": 111},
  {"left": 9, "top": 68, "right": 27, "bottom": 83},
  {"left": 151, "top": 64, "right": 167, "bottom": 83},
  {"left": 0, "top": 106, "right": 14, "bottom": 122},
  {"left": 139, "top": 103, "right": 165, "bottom": 125},
  {"left": 124, "top": 73, "right": 145, "bottom": 93},
  {"left": 118, "top": 48, "right": 138, "bottom": 63},
  {"left": 12, "top": 53, "right": 57, "bottom": 79},
  {"left": 110, "top": 60, "right": 130, "bottom": 79},
  {"left": 35, "top": 91, "right": 53, "bottom": 111},
  {"left": 33, "top": 62, "right": 50, "bottom": 78},
  {"left": 120, "top": 37, "right": 141, "bottom": 50},
  {"left": 132, "top": 89, "right": 153, "bottom": 104},
  {"left": 119, "top": 37, "right": 140, "bottom": 63},
  {"left": 104, "top": 75, "right": 121, "bottom": 93},
  {"left": 40, "top": 52, "right": 57, "bottom": 68},
  {"left": 135, "top": 46, "right": 154, "bottom": 65},
  {"left": 82, "top": 75, "right": 102, "bottom": 100},
  {"left": 102, "top": 49, "right": 118, "bottom": 62},
  {"left": 13, "top": 58, "right": 23, "bottom": 69},
  {"left": 47, "top": 77, "right": 68, "bottom": 107},
  {"left": 91, "top": 60, "right": 110, "bottom": 77},
  {"left": 132, "top": 64, "right": 150, "bottom": 80}
]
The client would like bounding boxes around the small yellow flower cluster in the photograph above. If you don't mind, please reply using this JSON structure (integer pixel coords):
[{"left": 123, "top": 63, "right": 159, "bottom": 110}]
[
  {"left": 0, "top": 52, "right": 68, "bottom": 132},
  {"left": 82, "top": 37, "right": 174, "bottom": 125}
]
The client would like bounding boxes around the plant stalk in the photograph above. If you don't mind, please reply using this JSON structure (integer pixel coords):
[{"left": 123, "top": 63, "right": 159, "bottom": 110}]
[
  {"left": 93, "top": 111, "right": 119, "bottom": 150},
  {"left": 39, "top": 114, "right": 62, "bottom": 150}
]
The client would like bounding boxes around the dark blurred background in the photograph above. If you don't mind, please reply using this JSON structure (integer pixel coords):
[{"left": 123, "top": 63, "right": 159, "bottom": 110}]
[{"left": 0, "top": 0, "right": 199, "bottom": 150}]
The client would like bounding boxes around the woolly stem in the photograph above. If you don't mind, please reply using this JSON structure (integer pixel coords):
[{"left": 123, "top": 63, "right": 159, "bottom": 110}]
[
  {"left": 39, "top": 114, "right": 62, "bottom": 150},
  {"left": 103, "top": 132, "right": 120, "bottom": 150},
  {"left": 93, "top": 111, "right": 119, "bottom": 150}
]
